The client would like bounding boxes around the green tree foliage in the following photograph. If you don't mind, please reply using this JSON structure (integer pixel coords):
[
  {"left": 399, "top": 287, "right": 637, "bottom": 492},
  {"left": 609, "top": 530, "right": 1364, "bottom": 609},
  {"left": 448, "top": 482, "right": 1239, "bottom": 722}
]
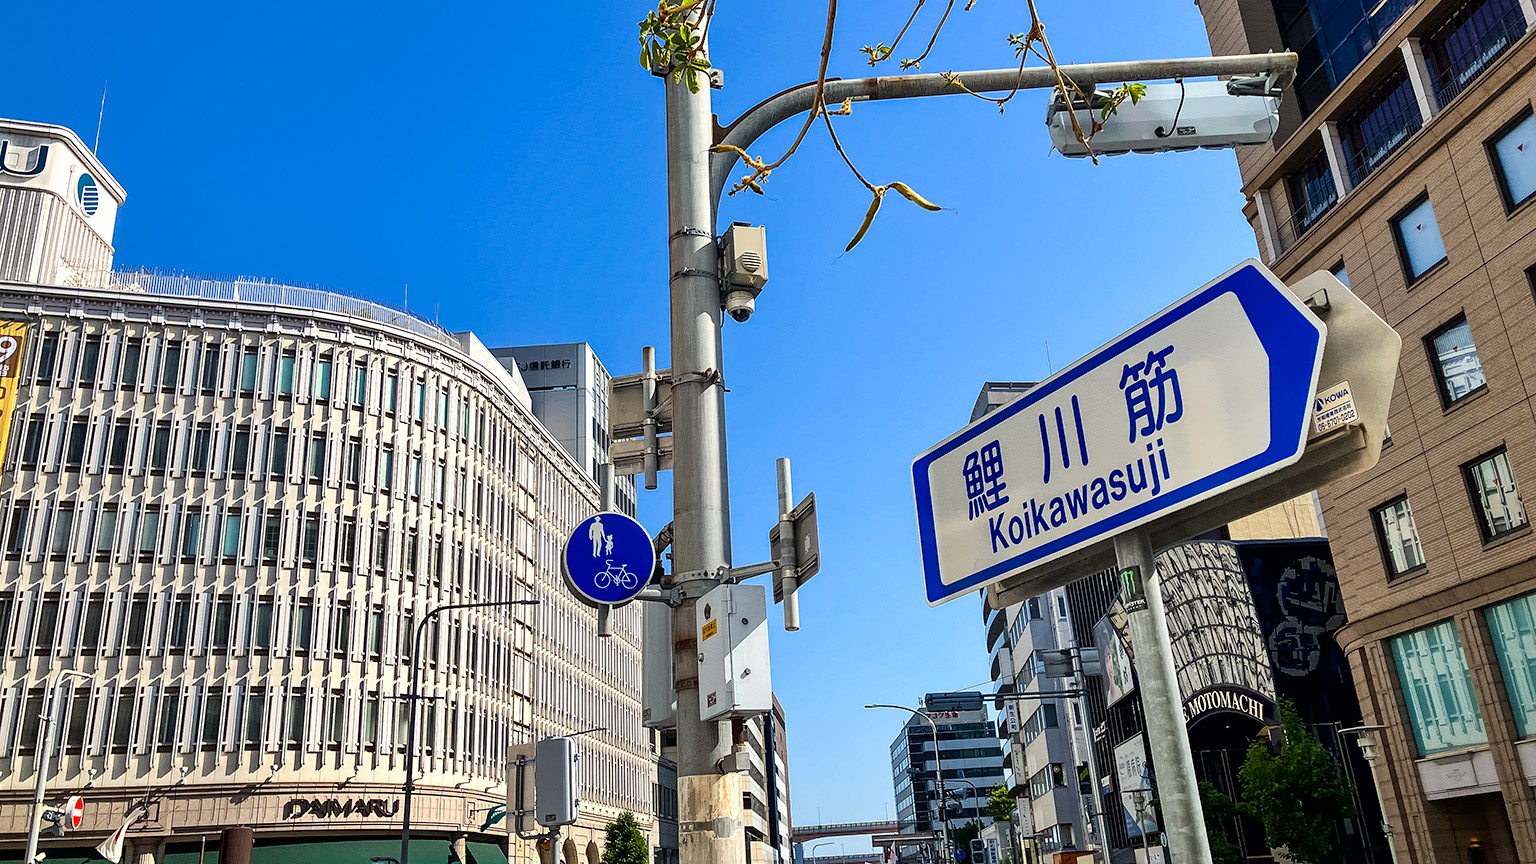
[
  {"left": 1198, "top": 781, "right": 1242, "bottom": 864},
  {"left": 1237, "top": 700, "right": 1355, "bottom": 864},
  {"left": 603, "top": 811, "right": 650, "bottom": 864},
  {"left": 951, "top": 820, "right": 982, "bottom": 854},
  {"left": 985, "top": 785, "right": 1015, "bottom": 823}
]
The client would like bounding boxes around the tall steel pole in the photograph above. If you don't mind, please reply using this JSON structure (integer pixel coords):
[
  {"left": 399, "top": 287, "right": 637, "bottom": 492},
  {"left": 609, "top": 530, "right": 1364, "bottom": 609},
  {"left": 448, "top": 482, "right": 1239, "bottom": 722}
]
[
  {"left": 25, "top": 669, "right": 92, "bottom": 864},
  {"left": 866, "top": 705, "right": 949, "bottom": 864},
  {"left": 1113, "top": 529, "right": 1210, "bottom": 864},
  {"left": 665, "top": 9, "right": 743, "bottom": 864}
]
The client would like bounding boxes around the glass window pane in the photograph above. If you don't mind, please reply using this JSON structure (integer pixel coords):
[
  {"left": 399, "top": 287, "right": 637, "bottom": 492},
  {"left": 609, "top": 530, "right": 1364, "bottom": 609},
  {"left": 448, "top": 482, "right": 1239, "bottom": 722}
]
[
  {"left": 240, "top": 351, "right": 258, "bottom": 392},
  {"left": 1488, "top": 592, "right": 1536, "bottom": 737},
  {"left": 314, "top": 360, "right": 332, "bottom": 400},
  {"left": 279, "top": 355, "right": 296, "bottom": 395},
  {"left": 1432, "top": 319, "right": 1487, "bottom": 403},
  {"left": 223, "top": 515, "right": 242, "bottom": 558},
  {"left": 1493, "top": 113, "right": 1536, "bottom": 209},
  {"left": 1467, "top": 450, "right": 1529, "bottom": 539},
  {"left": 1391, "top": 620, "right": 1486, "bottom": 755},
  {"left": 1376, "top": 497, "right": 1426, "bottom": 575},
  {"left": 1394, "top": 197, "right": 1448, "bottom": 279}
]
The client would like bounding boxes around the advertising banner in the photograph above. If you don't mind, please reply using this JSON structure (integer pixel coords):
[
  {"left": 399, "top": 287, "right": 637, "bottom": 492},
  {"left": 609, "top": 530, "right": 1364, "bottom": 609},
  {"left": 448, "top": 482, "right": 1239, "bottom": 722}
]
[{"left": 0, "top": 322, "right": 28, "bottom": 461}]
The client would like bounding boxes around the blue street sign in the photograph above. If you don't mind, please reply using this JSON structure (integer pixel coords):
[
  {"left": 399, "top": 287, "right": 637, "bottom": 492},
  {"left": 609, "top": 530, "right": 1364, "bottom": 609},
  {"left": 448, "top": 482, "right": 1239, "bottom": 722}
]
[
  {"left": 563, "top": 512, "right": 656, "bottom": 607},
  {"left": 954, "top": 850, "right": 965, "bottom": 862},
  {"left": 912, "top": 260, "right": 1325, "bottom": 606}
]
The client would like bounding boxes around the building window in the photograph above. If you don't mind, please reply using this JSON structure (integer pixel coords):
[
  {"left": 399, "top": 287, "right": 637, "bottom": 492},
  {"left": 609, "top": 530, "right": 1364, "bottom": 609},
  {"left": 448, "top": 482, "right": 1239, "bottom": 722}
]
[
  {"left": 1427, "top": 316, "right": 1488, "bottom": 405},
  {"left": 1373, "top": 496, "right": 1426, "bottom": 577},
  {"left": 162, "top": 341, "right": 182, "bottom": 389},
  {"left": 308, "top": 435, "right": 325, "bottom": 482},
  {"left": 1392, "top": 195, "right": 1448, "bottom": 282},
  {"left": 1464, "top": 449, "right": 1528, "bottom": 541},
  {"left": 286, "top": 691, "right": 306, "bottom": 748},
  {"left": 181, "top": 511, "right": 202, "bottom": 560},
  {"left": 262, "top": 509, "right": 281, "bottom": 563},
  {"left": 139, "top": 508, "right": 161, "bottom": 559},
  {"left": 222, "top": 512, "right": 242, "bottom": 559},
  {"left": 352, "top": 367, "right": 368, "bottom": 407},
  {"left": 121, "top": 338, "right": 142, "bottom": 389},
  {"left": 302, "top": 515, "right": 320, "bottom": 564},
  {"left": 230, "top": 427, "right": 251, "bottom": 477},
  {"left": 190, "top": 426, "right": 212, "bottom": 473},
  {"left": 314, "top": 358, "right": 333, "bottom": 401},
  {"left": 201, "top": 345, "right": 220, "bottom": 391},
  {"left": 96, "top": 507, "right": 118, "bottom": 557},
  {"left": 34, "top": 333, "right": 58, "bottom": 382},
  {"left": 1489, "top": 109, "right": 1536, "bottom": 211},
  {"left": 80, "top": 335, "right": 101, "bottom": 384},
  {"left": 1391, "top": 620, "right": 1486, "bottom": 755},
  {"left": 278, "top": 352, "right": 296, "bottom": 396},
  {"left": 149, "top": 423, "right": 172, "bottom": 472},
  {"left": 239, "top": 348, "right": 259, "bottom": 393},
  {"left": 1330, "top": 261, "right": 1350, "bottom": 288},
  {"left": 271, "top": 431, "right": 290, "bottom": 479},
  {"left": 1486, "top": 592, "right": 1536, "bottom": 737}
]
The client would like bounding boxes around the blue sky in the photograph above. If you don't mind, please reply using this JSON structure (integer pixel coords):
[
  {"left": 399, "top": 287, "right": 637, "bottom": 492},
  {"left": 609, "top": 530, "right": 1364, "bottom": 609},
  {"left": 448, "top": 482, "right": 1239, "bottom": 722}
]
[{"left": 10, "top": 0, "right": 1260, "bottom": 843}]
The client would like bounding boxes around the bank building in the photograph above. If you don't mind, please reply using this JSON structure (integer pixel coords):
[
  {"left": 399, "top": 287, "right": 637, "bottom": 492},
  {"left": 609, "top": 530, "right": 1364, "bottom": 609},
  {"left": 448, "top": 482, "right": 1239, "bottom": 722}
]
[{"left": 0, "top": 116, "right": 656, "bottom": 864}]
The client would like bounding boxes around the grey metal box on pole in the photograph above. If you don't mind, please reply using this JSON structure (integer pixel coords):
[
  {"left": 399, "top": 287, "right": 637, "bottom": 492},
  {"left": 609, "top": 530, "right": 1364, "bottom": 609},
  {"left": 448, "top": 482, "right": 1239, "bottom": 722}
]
[
  {"left": 643, "top": 601, "right": 678, "bottom": 728},
  {"left": 535, "top": 737, "right": 580, "bottom": 827},
  {"left": 696, "top": 583, "right": 772, "bottom": 721}
]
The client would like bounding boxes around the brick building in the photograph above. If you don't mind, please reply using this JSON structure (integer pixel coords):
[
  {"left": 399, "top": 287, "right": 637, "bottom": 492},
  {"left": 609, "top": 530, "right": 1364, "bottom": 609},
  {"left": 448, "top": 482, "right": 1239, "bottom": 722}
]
[{"left": 1195, "top": 0, "right": 1536, "bottom": 860}]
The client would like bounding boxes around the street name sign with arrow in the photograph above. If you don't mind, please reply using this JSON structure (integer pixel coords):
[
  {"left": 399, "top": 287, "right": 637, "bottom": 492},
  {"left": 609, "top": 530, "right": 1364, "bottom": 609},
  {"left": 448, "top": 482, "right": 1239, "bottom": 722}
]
[{"left": 912, "top": 260, "right": 1399, "bottom": 606}]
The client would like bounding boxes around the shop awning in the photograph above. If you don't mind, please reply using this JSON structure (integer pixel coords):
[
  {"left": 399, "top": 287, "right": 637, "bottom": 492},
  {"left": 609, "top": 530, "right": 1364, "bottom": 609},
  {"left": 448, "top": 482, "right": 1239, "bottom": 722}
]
[
  {"left": 467, "top": 841, "right": 511, "bottom": 864},
  {"left": 251, "top": 838, "right": 452, "bottom": 864}
]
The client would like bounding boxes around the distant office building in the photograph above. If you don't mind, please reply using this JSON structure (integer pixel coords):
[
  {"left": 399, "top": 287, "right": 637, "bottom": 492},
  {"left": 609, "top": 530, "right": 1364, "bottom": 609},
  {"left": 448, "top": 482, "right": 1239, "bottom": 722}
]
[
  {"left": 0, "top": 117, "right": 651, "bottom": 864},
  {"left": 490, "top": 343, "right": 636, "bottom": 517},
  {"left": 973, "top": 383, "right": 1091, "bottom": 864},
  {"left": 889, "top": 691, "right": 1006, "bottom": 856}
]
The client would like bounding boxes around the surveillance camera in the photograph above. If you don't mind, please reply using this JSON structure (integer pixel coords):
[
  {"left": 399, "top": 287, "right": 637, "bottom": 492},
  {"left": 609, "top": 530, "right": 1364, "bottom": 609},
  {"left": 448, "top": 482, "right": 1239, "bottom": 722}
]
[
  {"left": 724, "top": 289, "right": 757, "bottom": 323},
  {"left": 720, "top": 223, "right": 767, "bottom": 324}
]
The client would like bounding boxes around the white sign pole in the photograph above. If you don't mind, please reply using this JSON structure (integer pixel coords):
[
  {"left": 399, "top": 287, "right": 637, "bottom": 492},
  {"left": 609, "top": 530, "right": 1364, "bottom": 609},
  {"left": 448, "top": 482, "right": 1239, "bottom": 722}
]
[{"left": 1114, "top": 528, "right": 1210, "bottom": 864}]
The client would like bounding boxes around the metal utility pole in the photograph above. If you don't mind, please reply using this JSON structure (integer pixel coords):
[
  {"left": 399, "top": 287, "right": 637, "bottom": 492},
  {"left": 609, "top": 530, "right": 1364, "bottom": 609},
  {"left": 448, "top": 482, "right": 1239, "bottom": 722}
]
[
  {"left": 1113, "top": 529, "right": 1209, "bottom": 864},
  {"left": 866, "top": 705, "right": 948, "bottom": 864},
  {"left": 25, "top": 669, "right": 92, "bottom": 864},
  {"left": 657, "top": 22, "right": 1295, "bottom": 864},
  {"left": 664, "top": 9, "right": 743, "bottom": 864}
]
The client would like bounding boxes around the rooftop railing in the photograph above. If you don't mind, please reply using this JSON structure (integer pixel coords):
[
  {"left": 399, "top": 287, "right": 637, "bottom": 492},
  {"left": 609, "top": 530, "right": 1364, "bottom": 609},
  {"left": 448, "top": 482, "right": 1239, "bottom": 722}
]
[{"left": 101, "top": 267, "right": 459, "bottom": 347}]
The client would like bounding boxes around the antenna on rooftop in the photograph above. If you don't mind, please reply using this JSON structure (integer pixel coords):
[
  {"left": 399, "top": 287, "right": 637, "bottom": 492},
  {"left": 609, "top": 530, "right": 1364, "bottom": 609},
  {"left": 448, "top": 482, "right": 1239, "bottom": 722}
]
[{"left": 94, "top": 82, "right": 108, "bottom": 154}]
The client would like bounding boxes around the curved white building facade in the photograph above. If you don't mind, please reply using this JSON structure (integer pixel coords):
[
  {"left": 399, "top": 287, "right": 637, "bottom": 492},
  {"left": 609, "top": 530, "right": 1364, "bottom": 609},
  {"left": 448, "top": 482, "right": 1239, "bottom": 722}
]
[{"left": 0, "top": 271, "right": 650, "bottom": 864}]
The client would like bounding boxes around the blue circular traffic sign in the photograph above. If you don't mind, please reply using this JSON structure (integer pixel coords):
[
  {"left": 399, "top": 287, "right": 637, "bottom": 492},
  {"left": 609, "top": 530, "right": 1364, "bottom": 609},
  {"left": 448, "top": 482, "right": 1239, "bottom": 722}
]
[
  {"left": 563, "top": 512, "right": 656, "bottom": 607},
  {"left": 954, "top": 851, "right": 965, "bottom": 862}
]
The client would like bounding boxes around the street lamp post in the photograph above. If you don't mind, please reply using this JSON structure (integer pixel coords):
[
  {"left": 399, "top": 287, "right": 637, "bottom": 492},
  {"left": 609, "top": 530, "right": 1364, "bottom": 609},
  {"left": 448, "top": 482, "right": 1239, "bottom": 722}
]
[
  {"left": 399, "top": 600, "right": 539, "bottom": 864},
  {"left": 867, "top": 704, "right": 950, "bottom": 864},
  {"left": 24, "top": 668, "right": 93, "bottom": 864}
]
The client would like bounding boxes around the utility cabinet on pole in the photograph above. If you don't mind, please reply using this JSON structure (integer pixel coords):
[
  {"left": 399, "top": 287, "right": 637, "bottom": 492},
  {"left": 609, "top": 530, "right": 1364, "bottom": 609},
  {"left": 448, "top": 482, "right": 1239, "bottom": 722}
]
[{"left": 695, "top": 584, "right": 771, "bottom": 721}]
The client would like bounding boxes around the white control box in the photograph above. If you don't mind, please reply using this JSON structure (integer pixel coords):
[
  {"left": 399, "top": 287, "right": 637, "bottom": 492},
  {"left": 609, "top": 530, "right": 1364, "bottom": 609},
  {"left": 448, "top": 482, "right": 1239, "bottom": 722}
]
[{"left": 696, "top": 583, "right": 772, "bottom": 721}]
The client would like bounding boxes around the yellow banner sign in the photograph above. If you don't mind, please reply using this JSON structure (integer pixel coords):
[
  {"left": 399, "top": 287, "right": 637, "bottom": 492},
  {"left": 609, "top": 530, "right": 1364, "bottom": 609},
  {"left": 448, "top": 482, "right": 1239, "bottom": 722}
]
[{"left": 0, "top": 322, "right": 28, "bottom": 463}]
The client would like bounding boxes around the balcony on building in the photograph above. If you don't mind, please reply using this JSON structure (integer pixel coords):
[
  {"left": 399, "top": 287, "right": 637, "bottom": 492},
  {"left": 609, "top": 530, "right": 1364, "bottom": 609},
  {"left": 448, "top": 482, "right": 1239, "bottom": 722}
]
[
  {"left": 1341, "top": 67, "right": 1424, "bottom": 186},
  {"left": 1277, "top": 147, "right": 1341, "bottom": 251},
  {"left": 1426, "top": 0, "right": 1529, "bottom": 105}
]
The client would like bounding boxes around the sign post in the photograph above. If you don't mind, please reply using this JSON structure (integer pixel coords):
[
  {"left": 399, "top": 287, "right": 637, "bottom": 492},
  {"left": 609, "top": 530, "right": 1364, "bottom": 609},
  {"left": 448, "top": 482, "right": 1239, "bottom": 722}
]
[{"left": 913, "top": 261, "right": 1403, "bottom": 864}]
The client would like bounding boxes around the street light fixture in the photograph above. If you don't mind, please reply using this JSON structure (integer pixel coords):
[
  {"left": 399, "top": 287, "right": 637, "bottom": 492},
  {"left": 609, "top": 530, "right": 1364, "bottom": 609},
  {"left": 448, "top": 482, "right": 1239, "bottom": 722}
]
[
  {"left": 399, "top": 599, "right": 539, "bottom": 864},
  {"left": 24, "top": 668, "right": 93, "bottom": 864},
  {"left": 866, "top": 704, "right": 950, "bottom": 864}
]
